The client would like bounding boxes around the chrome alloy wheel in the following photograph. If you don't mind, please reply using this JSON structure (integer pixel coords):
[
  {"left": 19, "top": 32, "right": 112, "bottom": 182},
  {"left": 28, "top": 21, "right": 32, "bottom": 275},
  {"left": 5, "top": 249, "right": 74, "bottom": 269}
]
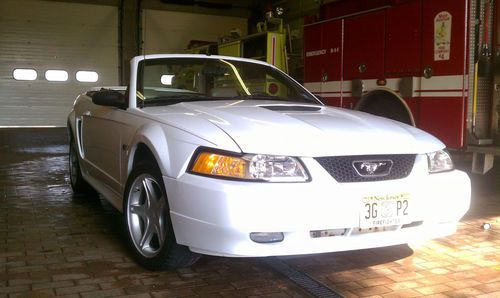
[{"left": 126, "top": 174, "right": 167, "bottom": 258}]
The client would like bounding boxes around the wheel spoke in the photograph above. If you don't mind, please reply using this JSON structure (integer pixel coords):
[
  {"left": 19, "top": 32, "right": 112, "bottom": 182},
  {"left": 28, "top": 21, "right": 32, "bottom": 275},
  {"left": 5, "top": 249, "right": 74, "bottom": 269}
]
[
  {"left": 154, "top": 215, "right": 165, "bottom": 245},
  {"left": 156, "top": 197, "right": 166, "bottom": 245},
  {"left": 129, "top": 204, "right": 146, "bottom": 221},
  {"left": 139, "top": 221, "right": 154, "bottom": 251},
  {"left": 142, "top": 178, "right": 156, "bottom": 209},
  {"left": 148, "top": 178, "right": 165, "bottom": 246}
]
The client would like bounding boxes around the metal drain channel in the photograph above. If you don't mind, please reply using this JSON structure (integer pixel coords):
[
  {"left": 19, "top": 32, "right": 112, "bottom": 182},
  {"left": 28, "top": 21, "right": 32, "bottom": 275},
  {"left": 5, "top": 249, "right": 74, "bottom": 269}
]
[{"left": 263, "top": 257, "right": 344, "bottom": 298}]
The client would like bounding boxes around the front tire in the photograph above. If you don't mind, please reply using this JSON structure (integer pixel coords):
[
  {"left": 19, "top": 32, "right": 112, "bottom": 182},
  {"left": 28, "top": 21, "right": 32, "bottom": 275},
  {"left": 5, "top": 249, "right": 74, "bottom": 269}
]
[{"left": 123, "top": 161, "right": 200, "bottom": 270}]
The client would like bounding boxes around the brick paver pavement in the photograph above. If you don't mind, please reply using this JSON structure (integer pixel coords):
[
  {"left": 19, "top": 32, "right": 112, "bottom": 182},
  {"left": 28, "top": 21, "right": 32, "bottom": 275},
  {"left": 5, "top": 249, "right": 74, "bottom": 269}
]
[{"left": 0, "top": 128, "right": 498, "bottom": 297}]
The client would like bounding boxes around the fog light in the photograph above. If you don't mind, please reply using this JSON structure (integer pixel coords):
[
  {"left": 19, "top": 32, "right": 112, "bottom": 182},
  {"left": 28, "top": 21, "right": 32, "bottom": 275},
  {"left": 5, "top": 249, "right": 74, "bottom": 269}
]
[{"left": 250, "top": 232, "right": 284, "bottom": 243}]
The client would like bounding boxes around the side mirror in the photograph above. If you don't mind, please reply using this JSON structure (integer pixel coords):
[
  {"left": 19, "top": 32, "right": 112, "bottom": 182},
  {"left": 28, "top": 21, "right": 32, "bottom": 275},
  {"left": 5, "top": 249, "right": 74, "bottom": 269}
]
[{"left": 92, "top": 89, "right": 128, "bottom": 109}]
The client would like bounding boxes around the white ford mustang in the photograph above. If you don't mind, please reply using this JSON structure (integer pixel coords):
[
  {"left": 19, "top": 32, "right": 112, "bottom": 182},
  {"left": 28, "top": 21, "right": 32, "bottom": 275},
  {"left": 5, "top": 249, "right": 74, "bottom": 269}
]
[{"left": 67, "top": 54, "right": 471, "bottom": 270}]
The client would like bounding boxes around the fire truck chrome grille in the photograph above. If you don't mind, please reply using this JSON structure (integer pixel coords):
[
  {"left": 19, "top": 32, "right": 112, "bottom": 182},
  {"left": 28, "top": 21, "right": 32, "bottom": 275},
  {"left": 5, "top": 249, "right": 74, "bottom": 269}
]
[{"left": 314, "top": 154, "right": 416, "bottom": 183}]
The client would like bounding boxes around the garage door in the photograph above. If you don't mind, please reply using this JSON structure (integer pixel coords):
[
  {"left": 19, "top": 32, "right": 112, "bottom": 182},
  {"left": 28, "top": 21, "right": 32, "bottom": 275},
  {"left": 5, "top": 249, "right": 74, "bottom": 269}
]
[{"left": 0, "top": 0, "right": 119, "bottom": 127}]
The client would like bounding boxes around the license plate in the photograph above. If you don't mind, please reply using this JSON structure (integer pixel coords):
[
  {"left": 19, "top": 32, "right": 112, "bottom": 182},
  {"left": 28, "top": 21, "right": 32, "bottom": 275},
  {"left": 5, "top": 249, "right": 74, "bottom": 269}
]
[{"left": 359, "top": 193, "right": 411, "bottom": 228}]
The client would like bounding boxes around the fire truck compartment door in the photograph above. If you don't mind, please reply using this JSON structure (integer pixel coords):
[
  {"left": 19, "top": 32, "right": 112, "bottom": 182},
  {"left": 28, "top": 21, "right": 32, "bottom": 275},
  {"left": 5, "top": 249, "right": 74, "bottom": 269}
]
[
  {"left": 321, "top": 20, "right": 343, "bottom": 83},
  {"left": 422, "top": 0, "right": 467, "bottom": 76},
  {"left": 344, "top": 10, "right": 385, "bottom": 80},
  {"left": 386, "top": 0, "right": 422, "bottom": 77},
  {"left": 304, "top": 23, "right": 323, "bottom": 84}
]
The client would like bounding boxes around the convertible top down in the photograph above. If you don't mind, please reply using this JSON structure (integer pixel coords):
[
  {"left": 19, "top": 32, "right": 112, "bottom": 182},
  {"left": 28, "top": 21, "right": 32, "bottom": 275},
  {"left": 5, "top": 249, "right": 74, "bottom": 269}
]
[{"left": 68, "top": 54, "right": 470, "bottom": 270}]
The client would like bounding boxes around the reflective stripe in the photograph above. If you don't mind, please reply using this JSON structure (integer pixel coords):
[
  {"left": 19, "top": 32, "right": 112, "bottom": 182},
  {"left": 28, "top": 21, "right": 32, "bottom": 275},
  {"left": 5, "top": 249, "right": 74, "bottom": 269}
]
[{"left": 305, "top": 75, "right": 468, "bottom": 98}]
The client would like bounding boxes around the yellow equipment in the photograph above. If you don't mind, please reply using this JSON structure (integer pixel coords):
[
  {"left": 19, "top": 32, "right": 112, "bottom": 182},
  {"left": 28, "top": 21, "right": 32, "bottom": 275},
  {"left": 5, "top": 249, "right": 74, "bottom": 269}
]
[{"left": 218, "top": 19, "right": 288, "bottom": 73}]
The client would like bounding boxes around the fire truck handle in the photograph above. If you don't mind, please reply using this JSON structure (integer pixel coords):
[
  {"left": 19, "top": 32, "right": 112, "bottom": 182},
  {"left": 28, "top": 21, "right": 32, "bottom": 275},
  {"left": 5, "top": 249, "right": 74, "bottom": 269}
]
[
  {"left": 322, "top": 72, "right": 328, "bottom": 82},
  {"left": 423, "top": 66, "right": 433, "bottom": 79}
]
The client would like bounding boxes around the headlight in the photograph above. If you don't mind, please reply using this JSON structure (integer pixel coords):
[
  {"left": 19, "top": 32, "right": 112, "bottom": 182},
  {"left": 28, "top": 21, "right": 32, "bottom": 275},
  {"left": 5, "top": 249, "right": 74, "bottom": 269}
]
[
  {"left": 190, "top": 149, "right": 309, "bottom": 182},
  {"left": 427, "top": 150, "right": 454, "bottom": 173}
]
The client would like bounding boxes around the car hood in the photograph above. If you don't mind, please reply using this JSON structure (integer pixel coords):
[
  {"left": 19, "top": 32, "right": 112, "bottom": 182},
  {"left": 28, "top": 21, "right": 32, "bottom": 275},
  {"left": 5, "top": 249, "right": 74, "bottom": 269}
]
[{"left": 144, "top": 100, "right": 444, "bottom": 156}]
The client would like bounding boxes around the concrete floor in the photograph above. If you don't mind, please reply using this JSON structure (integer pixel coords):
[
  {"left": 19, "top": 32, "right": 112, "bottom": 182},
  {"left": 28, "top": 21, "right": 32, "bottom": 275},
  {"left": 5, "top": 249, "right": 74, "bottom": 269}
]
[{"left": 0, "top": 128, "right": 499, "bottom": 298}]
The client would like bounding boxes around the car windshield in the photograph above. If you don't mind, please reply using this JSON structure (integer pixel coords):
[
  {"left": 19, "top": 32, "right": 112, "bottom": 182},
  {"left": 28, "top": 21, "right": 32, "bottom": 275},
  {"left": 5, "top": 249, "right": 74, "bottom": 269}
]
[{"left": 136, "top": 57, "right": 319, "bottom": 106}]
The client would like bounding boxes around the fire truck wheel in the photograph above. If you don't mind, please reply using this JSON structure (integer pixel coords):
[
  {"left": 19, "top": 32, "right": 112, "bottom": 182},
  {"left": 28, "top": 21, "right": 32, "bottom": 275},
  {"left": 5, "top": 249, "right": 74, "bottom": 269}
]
[{"left": 355, "top": 90, "right": 414, "bottom": 126}]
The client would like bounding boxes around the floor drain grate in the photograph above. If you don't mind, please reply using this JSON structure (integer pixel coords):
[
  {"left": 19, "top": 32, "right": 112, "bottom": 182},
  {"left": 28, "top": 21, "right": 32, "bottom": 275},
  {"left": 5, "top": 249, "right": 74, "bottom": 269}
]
[{"left": 263, "top": 257, "right": 344, "bottom": 298}]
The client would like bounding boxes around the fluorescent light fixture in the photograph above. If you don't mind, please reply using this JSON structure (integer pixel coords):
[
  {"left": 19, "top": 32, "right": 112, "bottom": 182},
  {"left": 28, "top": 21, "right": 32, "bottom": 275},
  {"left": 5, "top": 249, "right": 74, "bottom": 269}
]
[
  {"left": 45, "top": 70, "right": 68, "bottom": 82},
  {"left": 161, "top": 74, "right": 175, "bottom": 85},
  {"left": 13, "top": 69, "right": 37, "bottom": 81},
  {"left": 76, "top": 71, "right": 98, "bottom": 82}
]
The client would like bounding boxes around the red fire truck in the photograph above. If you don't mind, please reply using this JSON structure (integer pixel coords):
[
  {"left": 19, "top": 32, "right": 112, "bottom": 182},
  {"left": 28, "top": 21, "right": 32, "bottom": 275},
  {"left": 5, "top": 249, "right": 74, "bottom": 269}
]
[{"left": 303, "top": 0, "right": 499, "bottom": 173}]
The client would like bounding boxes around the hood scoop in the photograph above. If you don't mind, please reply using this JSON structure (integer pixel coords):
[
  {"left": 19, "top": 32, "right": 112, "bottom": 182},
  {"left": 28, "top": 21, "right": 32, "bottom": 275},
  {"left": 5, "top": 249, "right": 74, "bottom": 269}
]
[{"left": 259, "top": 105, "right": 323, "bottom": 112}]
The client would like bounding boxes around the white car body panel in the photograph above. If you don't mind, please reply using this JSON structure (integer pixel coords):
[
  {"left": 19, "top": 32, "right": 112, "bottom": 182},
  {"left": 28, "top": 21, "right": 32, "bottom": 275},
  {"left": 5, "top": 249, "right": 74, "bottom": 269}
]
[
  {"left": 67, "top": 54, "right": 471, "bottom": 259},
  {"left": 144, "top": 100, "right": 442, "bottom": 156},
  {"left": 167, "top": 158, "right": 470, "bottom": 257}
]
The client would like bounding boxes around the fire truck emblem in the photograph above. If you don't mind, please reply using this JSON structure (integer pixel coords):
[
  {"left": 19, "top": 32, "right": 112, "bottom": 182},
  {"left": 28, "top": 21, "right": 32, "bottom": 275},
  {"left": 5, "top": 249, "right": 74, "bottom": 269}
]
[{"left": 353, "top": 160, "right": 393, "bottom": 177}]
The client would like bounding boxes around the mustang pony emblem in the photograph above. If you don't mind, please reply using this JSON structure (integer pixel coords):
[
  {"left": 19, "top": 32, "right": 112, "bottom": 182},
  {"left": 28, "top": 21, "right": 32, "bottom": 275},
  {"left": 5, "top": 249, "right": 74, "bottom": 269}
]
[{"left": 353, "top": 160, "right": 393, "bottom": 177}]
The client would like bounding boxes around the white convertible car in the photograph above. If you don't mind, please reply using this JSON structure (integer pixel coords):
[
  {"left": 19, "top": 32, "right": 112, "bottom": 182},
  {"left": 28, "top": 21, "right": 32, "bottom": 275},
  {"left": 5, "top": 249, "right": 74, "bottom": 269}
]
[{"left": 67, "top": 54, "right": 471, "bottom": 270}]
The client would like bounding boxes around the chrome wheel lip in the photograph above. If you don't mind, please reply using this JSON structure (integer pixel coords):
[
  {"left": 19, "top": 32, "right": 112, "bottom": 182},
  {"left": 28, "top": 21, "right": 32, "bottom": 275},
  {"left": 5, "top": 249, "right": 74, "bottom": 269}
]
[{"left": 126, "top": 173, "right": 167, "bottom": 258}]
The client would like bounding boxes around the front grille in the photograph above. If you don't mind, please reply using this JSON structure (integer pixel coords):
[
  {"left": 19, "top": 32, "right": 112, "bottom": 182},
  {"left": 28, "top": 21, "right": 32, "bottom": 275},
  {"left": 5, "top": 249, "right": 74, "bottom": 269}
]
[{"left": 314, "top": 154, "right": 416, "bottom": 183}]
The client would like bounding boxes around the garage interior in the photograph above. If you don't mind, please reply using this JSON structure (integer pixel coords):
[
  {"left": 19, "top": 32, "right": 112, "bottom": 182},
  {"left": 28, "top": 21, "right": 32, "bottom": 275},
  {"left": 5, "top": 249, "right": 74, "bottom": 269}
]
[{"left": 1, "top": 0, "right": 500, "bottom": 297}]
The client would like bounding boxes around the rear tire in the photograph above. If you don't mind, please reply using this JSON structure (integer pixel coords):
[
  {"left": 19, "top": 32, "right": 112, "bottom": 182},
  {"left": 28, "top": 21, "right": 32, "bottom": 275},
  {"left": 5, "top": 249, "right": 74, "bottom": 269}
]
[
  {"left": 69, "top": 137, "right": 97, "bottom": 195},
  {"left": 123, "top": 161, "right": 200, "bottom": 270}
]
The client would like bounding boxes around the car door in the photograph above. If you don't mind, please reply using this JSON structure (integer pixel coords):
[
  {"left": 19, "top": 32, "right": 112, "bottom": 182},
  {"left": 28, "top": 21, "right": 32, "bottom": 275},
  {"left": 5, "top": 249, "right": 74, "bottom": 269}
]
[{"left": 80, "top": 104, "right": 124, "bottom": 194}]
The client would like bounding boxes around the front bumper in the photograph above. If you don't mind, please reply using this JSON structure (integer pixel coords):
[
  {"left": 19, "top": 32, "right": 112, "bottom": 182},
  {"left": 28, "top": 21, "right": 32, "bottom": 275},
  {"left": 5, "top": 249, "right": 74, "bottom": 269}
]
[{"left": 165, "top": 155, "right": 471, "bottom": 257}]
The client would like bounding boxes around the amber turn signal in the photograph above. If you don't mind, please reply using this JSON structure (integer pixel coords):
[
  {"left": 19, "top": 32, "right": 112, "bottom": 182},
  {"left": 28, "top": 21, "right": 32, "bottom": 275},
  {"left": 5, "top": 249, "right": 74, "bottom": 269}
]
[{"left": 191, "top": 151, "right": 248, "bottom": 179}]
